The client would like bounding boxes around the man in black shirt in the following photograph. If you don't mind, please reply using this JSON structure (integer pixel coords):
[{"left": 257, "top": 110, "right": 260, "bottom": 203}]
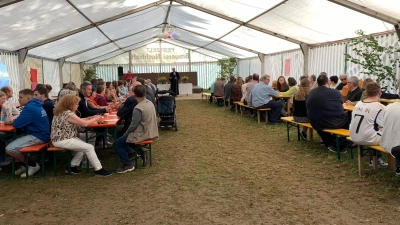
[
  {"left": 306, "top": 74, "right": 349, "bottom": 153},
  {"left": 336, "top": 74, "right": 348, "bottom": 90},
  {"left": 345, "top": 76, "right": 363, "bottom": 105}
]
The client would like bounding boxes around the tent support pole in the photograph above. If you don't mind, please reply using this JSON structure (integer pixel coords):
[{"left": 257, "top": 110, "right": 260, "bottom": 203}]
[
  {"left": 300, "top": 44, "right": 309, "bottom": 76},
  {"left": 258, "top": 53, "right": 265, "bottom": 75},
  {"left": 58, "top": 58, "right": 65, "bottom": 90},
  {"left": 395, "top": 25, "right": 400, "bottom": 41},
  {"left": 79, "top": 62, "right": 85, "bottom": 83},
  {"left": 188, "top": 50, "right": 192, "bottom": 72},
  {"left": 128, "top": 50, "right": 132, "bottom": 74}
]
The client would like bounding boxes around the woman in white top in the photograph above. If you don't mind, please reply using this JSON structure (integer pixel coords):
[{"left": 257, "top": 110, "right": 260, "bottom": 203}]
[{"left": 51, "top": 94, "right": 111, "bottom": 177}]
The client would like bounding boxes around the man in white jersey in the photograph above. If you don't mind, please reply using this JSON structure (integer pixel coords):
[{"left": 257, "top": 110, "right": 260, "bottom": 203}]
[
  {"left": 381, "top": 102, "right": 400, "bottom": 176},
  {"left": 349, "top": 82, "right": 388, "bottom": 167}
]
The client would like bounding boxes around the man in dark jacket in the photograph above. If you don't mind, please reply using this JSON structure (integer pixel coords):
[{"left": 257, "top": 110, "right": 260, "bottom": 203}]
[
  {"left": 117, "top": 85, "right": 138, "bottom": 137},
  {"left": 78, "top": 82, "right": 110, "bottom": 147},
  {"left": 306, "top": 74, "right": 349, "bottom": 153},
  {"left": 345, "top": 76, "right": 363, "bottom": 105},
  {"left": 77, "top": 81, "right": 108, "bottom": 118},
  {"left": 223, "top": 76, "right": 235, "bottom": 107}
]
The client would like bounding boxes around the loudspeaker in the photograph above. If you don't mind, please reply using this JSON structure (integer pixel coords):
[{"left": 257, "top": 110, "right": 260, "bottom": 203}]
[{"left": 118, "top": 66, "right": 123, "bottom": 76}]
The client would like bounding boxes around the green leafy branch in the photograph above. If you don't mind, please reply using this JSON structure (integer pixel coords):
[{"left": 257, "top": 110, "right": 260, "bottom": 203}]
[
  {"left": 344, "top": 30, "right": 400, "bottom": 91},
  {"left": 217, "top": 58, "right": 237, "bottom": 79}
]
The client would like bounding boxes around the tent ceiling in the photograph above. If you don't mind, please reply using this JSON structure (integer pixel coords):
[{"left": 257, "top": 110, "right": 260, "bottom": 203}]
[
  {"left": 344, "top": 0, "right": 400, "bottom": 24},
  {"left": 248, "top": 0, "right": 394, "bottom": 44},
  {"left": 98, "top": 6, "right": 166, "bottom": 40},
  {"left": 69, "top": 0, "right": 160, "bottom": 23},
  {"left": 29, "top": 28, "right": 109, "bottom": 59},
  {"left": 0, "top": 0, "right": 397, "bottom": 63}
]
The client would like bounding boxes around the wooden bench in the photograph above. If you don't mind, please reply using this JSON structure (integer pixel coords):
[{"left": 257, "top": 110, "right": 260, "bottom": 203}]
[
  {"left": 202, "top": 92, "right": 211, "bottom": 101},
  {"left": 323, "top": 129, "right": 351, "bottom": 161},
  {"left": 12, "top": 142, "right": 50, "bottom": 178},
  {"left": 346, "top": 137, "right": 395, "bottom": 176},
  {"left": 121, "top": 139, "right": 153, "bottom": 171},
  {"left": 47, "top": 146, "right": 72, "bottom": 176},
  {"left": 214, "top": 96, "right": 224, "bottom": 106},
  {"left": 281, "top": 116, "right": 314, "bottom": 142},
  {"left": 237, "top": 102, "right": 271, "bottom": 124},
  {"left": 233, "top": 101, "right": 241, "bottom": 114}
]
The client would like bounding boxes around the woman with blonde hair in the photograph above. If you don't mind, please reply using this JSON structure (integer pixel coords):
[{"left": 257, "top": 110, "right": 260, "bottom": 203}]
[
  {"left": 293, "top": 78, "right": 311, "bottom": 141},
  {"left": 51, "top": 94, "right": 111, "bottom": 176}
]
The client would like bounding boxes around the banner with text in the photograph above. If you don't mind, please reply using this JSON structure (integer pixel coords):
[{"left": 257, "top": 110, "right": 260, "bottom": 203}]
[{"left": 131, "top": 43, "right": 188, "bottom": 63}]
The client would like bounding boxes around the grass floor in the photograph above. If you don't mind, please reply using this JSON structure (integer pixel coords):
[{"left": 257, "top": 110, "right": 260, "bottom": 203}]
[{"left": 1, "top": 99, "right": 400, "bottom": 224}]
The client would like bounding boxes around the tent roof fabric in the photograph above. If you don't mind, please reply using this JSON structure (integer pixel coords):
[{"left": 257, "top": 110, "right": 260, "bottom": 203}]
[{"left": 0, "top": 0, "right": 398, "bottom": 63}]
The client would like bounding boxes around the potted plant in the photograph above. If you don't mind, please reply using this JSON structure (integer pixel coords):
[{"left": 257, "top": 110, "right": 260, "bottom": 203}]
[
  {"left": 181, "top": 76, "right": 189, "bottom": 83},
  {"left": 83, "top": 67, "right": 96, "bottom": 81},
  {"left": 158, "top": 76, "right": 167, "bottom": 84}
]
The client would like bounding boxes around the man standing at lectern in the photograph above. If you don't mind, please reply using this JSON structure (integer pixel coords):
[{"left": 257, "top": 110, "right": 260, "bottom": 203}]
[
  {"left": 124, "top": 70, "right": 134, "bottom": 80},
  {"left": 169, "top": 68, "right": 180, "bottom": 96}
]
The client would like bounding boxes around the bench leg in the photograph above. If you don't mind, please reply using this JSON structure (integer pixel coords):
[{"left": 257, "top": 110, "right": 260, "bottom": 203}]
[
  {"left": 67, "top": 152, "right": 71, "bottom": 174},
  {"left": 54, "top": 152, "right": 58, "bottom": 176},
  {"left": 149, "top": 144, "right": 152, "bottom": 167},
  {"left": 358, "top": 145, "right": 364, "bottom": 176},
  {"left": 25, "top": 154, "right": 29, "bottom": 178},
  {"left": 388, "top": 155, "right": 395, "bottom": 171},
  {"left": 335, "top": 135, "right": 341, "bottom": 161},
  {"left": 41, "top": 150, "right": 45, "bottom": 177},
  {"left": 308, "top": 128, "right": 313, "bottom": 141},
  {"left": 11, "top": 158, "right": 15, "bottom": 178},
  {"left": 286, "top": 122, "right": 290, "bottom": 142},
  {"left": 257, "top": 110, "right": 261, "bottom": 124},
  {"left": 372, "top": 150, "right": 378, "bottom": 172},
  {"left": 240, "top": 106, "right": 243, "bottom": 117},
  {"left": 297, "top": 125, "right": 300, "bottom": 142},
  {"left": 265, "top": 111, "right": 268, "bottom": 123}
]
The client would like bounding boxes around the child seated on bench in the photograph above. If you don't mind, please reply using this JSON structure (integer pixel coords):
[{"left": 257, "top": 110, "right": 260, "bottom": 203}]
[
  {"left": 6, "top": 89, "right": 50, "bottom": 178},
  {"left": 349, "top": 82, "right": 388, "bottom": 168}
]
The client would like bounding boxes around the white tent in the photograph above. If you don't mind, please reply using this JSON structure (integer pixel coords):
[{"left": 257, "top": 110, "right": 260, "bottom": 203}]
[{"left": 0, "top": 0, "right": 399, "bottom": 97}]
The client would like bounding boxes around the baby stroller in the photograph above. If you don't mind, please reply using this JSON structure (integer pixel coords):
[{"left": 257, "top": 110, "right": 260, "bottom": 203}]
[{"left": 156, "top": 90, "right": 178, "bottom": 131}]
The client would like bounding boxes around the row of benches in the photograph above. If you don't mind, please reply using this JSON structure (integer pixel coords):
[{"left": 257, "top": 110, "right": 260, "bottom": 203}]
[
  {"left": 8, "top": 139, "right": 153, "bottom": 178},
  {"left": 202, "top": 93, "right": 273, "bottom": 124},
  {"left": 203, "top": 93, "right": 396, "bottom": 177},
  {"left": 280, "top": 116, "right": 395, "bottom": 176}
]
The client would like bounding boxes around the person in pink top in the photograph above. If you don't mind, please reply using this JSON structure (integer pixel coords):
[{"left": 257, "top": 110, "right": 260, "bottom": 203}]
[{"left": 245, "top": 73, "right": 259, "bottom": 105}]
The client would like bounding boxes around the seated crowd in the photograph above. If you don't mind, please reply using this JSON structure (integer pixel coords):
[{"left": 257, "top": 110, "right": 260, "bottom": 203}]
[
  {"left": 0, "top": 76, "right": 159, "bottom": 177},
  {"left": 210, "top": 72, "right": 400, "bottom": 176}
]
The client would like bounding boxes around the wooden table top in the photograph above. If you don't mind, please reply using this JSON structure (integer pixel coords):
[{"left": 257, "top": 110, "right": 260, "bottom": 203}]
[
  {"left": 274, "top": 95, "right": 292, "bottom": 99},
  {"left": 343, "top": 103, "right": 354, "bottom": 111},
  {"left": 87, "top": 113, "right": 120, "bottom": 128},
  {"left": 380, "top": 98, "right": 400, "bottom": 104},
  {"left": 0, "top": 123, "right": 16, "bottom": 132}
]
